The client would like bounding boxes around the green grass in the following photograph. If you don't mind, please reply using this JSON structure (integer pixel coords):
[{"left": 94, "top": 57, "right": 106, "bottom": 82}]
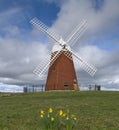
[{"left": 0, "top": 91, "right": 119, "bottom": 130}]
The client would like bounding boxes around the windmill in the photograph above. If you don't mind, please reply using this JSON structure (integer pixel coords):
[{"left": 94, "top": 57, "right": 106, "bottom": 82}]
[{"left": 30, "top": 18, "right": 97, "bottom": 91}]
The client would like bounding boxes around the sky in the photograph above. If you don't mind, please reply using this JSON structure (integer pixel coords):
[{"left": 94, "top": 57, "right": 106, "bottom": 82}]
[{"left": 0, "top": 0, "right": 119, "bottom": 92}]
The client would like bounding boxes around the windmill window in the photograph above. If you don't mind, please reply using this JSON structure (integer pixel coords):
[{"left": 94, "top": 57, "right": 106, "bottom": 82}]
[{"left": 64, "top": 82, "right": 69, "bottom": 87}]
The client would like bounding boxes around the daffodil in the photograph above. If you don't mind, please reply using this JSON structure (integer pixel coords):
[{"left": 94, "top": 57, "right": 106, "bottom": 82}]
[
  {"left": 49, "top": 107, "right": 53, "bottom": 113},
  {"left": 51, "top": 117, "right": 55, "bottom": 122},
  {"left": 40, "top": 110, "right": 44, "bottom": 115},
  {"left": 59, "top": 109, "right": 63, "bottom": 116},
  {"left": 73, "top": 117, "right": 77, "bottom": 121},
  {"left": 39, "top": 107, "right": 78, "bottom": 130},
  {"left": 40, "top": 114, "right": 44, "bottom": 118},
  {"left": 63, "top": 113, "right": 66, "bottom": 117},
  {"left": 66, "top": 117, "right": 69, "bottom": 120}
]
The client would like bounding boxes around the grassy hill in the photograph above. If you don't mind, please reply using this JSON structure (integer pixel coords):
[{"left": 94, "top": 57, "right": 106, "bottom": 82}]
[{"left": 0, "top": 91, "right": 119, "bottom": 130}]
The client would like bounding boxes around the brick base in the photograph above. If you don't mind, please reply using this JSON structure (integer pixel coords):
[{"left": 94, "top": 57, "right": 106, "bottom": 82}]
[{"left": 45, "top": 51, "right": 79, "bottom": 91}]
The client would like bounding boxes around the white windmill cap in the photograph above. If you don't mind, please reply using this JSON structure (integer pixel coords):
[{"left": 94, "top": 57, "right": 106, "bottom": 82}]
[
  {"left": 52, "top": 44, "right": 71, "bottom": 52},
  {"left": 52, "top": 44, "right": 62, "bottom": 52},
  {"left": 52, "top": 37, "right": 71, "bottom": 52}
]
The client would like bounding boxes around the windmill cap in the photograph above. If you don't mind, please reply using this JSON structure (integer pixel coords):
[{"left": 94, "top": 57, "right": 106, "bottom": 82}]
[{"left": 52, "top": 44, "right": 71, "bottom": 52}]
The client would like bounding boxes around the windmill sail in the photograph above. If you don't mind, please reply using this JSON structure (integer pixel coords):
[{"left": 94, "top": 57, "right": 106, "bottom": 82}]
[
  {"left": 30, "top": 18, "right": 61, "bottom": 44},
  {"left": 70, "top": 49, "right": 97, "bottom": 76},
  {"left": 65, "top": 20, "right": 88, "bottom": 46},
  {"left": 33, "top": 49, "right": 63, "bottom": 77},
  {"left": 64, "top": 49, "right": 97, "bottom": 76}
]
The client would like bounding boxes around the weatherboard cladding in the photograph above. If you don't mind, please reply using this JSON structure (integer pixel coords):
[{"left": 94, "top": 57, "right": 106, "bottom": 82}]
[{"left": 45, "top": 51, "right": 78, "bottom": 90}]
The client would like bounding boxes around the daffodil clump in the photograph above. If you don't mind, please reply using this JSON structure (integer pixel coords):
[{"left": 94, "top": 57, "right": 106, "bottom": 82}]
[{"left": 39, "top": 107, "right": 78, "bottom": 130}]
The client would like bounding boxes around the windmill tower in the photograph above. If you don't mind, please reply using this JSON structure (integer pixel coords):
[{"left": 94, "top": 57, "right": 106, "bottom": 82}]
[{"left": 30, "top": 18, "right": 97, "bottom": 91}]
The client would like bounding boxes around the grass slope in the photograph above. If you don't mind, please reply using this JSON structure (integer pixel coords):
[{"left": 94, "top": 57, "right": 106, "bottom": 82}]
[{"left": 0, "top": 91, "right": 119, "bottom": 130}]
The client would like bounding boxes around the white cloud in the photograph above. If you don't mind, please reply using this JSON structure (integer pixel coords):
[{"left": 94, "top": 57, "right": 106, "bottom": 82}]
[
  {"left": 51, "top": 0, "right": 119, "bottom": 39},
  {"left": 0, "top": 32, "right": 50, "bottom": 85},
  {"left": 0, "top": 8, "right": 21, "bottom": 27},
  {"left": 0, "top": 82, "right": 23, "bottom": 92}
]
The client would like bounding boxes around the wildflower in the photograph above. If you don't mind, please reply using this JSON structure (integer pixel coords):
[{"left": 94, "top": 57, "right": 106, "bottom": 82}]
[
  {"left": 51, "top": 117, "right": 55, "bottom": 122},
  {"left": 40, "top": 114, "right": 44, "bottom": 118},
  {"left": 39, "top": 107, "right": 78, "bottom": 130},
  {"left": 49, "top": 107, "right": 53, "bottom": 113},
  {"left": 73, "top": 117, "right": 77, "bottom": 121},
  {"left": 59, "top": 109, "right": 63, "bottom": 116},
  {"left": 40, "top": 110, "right": 45, "bottom": 118},
  {"left": 63, "top": 113, "right": 66, "bottom": 117},
  {"left": 40, "top": 110, "right": 44, "bottom": 115},
  {"left": 66, "top": 117, "right": 69, "bottom": 120}
]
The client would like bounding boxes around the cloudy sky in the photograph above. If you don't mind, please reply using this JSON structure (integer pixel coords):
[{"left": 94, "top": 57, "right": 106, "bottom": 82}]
[{"left": 0, "top": 0, "right": 119, "bottom": 92}]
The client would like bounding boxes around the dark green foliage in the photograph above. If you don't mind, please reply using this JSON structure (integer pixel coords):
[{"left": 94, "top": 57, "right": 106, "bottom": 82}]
[{"left": 0, "top": 91, "right": 119, "bottom": 130}]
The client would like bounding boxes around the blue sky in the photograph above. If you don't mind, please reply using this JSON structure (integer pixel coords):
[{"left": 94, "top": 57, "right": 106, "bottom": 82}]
[
  {"left": 0, "top": 0, "right": 119, "bottom": 92},
  {"left": 0, "top": 0, "right": 60, "bottom": 28}
]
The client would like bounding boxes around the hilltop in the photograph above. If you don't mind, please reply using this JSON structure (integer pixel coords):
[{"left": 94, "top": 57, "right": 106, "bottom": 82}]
[{"left": 0, "top": 91, "right": 119, "bottom": 130}]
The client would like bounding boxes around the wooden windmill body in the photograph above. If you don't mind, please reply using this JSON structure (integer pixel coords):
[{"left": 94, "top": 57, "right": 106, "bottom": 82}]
[
  {"left": 30, "top": 18, "right": 97, "bottom": 91},
  {"left": 45, "top": 50, "right": 78, "bottom": 91}
]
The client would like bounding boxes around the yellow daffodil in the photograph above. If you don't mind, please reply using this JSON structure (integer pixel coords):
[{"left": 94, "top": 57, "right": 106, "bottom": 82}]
[
  {"left": 40, "top": 114, "right": 44, "bottom": 118},
  {"left": 40, "top": 110, "right": 44, "bottom": 115},
  {"left": 51, "top": 117, "right": 55, "bottom": 122},
  {"left": 49, "top": 107, "right": 53, "bottom": 113},
  {"left": 59, "top": 109, "right": 63, "bottom": 116},
  {"left": 66, "top": 117, "right": 69, "bottom": 120},
  {"left": 39, "top": 107, "right": 78, "bottom": 129},
  {"left": 73, "top": 117, "right": 77, "bottom": 121},
  {"left": 63, "top": 113, "right": 66, "bottom": 117}
]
